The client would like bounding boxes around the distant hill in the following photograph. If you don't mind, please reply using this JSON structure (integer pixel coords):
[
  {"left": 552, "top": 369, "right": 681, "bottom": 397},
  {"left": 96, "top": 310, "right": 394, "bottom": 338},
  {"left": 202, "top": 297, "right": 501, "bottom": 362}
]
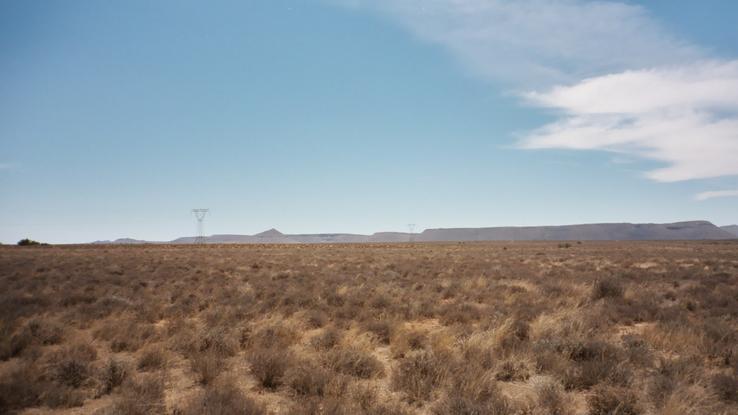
[
  {"left": 92, "top": 238, "right": 150, "bottom": 244},
  {"left": 90, "top": 220, "right": 736, "bottom": 244},
  {"left": 722, "top": 225, "right": 738, "bottom": 237}
]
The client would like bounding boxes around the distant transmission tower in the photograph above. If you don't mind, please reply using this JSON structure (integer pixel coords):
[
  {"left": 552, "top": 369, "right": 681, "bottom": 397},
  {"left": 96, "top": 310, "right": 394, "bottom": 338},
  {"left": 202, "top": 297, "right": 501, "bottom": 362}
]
[
  {"left": 191, "top": 209, "right": 209, "bottom": 244},
  {"left": 408, "top": 223, "right": 416, "bottom": 242}
]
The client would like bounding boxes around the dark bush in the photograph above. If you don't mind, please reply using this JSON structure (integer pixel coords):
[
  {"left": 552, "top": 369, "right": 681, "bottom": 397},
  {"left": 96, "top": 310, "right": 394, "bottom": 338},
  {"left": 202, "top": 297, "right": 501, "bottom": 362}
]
[
  {"left": 0, "top": 364, "right": 41, "bottom": 413},
  {"left": 712, "top": 373, "right": 738, "bottom": 402},
  {"left": 47, "top": 343, "right": 98, "bottom": 389},
  {"left": 98, "top": 359, "right": 128, "bottom": 395},
  {"left": 17, "top": 238, "right": 44, "bottom": 246},
  {"left": 249, "top": 347, "right": 290, "bottom": 389},
  {"left": 591, "top": 278, "right": 624, "bottom": 301}
]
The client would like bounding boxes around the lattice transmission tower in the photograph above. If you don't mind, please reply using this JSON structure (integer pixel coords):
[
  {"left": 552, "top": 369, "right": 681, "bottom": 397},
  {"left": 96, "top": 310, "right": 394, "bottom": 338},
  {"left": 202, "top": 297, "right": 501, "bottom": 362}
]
[
  {"left": 408, "top": 223, "right": 416, "bottom": 242},
  {"left": 191, "top": 209, "right": 209, "bottom": 244}
]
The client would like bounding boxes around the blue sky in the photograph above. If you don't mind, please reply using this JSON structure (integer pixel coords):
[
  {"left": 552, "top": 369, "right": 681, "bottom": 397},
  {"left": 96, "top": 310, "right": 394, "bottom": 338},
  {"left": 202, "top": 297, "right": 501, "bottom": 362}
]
[{"left": 1, "top": 0, "right": 737, "bottom": 243}]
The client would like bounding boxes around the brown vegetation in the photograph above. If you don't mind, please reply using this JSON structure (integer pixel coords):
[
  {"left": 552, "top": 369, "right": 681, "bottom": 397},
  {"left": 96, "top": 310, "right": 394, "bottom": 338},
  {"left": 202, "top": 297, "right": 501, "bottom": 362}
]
[{"left": 1, "top": 241, "right": 737, "bottom": 414}]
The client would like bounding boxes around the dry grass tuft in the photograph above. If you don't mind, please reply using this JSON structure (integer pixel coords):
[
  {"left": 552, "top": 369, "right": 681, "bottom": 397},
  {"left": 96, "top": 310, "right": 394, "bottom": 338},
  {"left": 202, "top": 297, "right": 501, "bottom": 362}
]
[
  {"left": 392, "top": 349, "right": 448, "bottom": 403},
  {"left": 105, "top": 373, "right": 165, "bottom": 415},
  {"left": 191, "top": 351, "right": 226, "bottom": 385},
  {"left": 137, "top": 344, "right": 168, "bottom": 371},
  {"left": 285, "top": 358, "right": 330, "bottom": 396},
  {"left": 327, "top": 346, "right": 385, "bottom": 379},
  {"left": 587, "top": 384, "right": 641, "bottom": 415},
  {"left": 178, "top": 379, "right": 266, "bottom": 415}
]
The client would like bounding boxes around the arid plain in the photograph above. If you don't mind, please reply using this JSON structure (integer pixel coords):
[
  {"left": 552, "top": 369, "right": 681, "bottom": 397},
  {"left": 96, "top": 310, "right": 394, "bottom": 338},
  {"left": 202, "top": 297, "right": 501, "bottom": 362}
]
[{"left": 1, "top": 242, "right": 737, "bottom": 414}]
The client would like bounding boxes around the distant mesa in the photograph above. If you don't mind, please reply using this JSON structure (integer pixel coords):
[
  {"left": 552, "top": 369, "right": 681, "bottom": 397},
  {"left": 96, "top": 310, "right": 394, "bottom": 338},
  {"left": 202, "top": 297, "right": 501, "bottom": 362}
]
[
  {"left": 722, "top": 225, "right": 738, "bottom": 237},
  {"left": 420, "top": 221, "right": 735, "bottom": 242},
  {"left": 92, "top": 238, "right": 149, "bottom": 244},
  {"left": 90, "top": 220, "right": 737, "bottom": 244}
]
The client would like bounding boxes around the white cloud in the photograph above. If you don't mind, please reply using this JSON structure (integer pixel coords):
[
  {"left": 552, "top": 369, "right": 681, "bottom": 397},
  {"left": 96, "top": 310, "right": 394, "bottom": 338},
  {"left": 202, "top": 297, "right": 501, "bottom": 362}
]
[
  {"left": 335, "top": 0, "right": 738, "bottom": 183},
  {"left": 525, "top": 61, "right": 738, "bottom": 114},
  {"left": 521, "top": 61, "right": 738, "bottom": 181},
  {"left": 336, "top": 0, "right": 703, "bottom": 86},
  {"left": 0, "top": 162, "right": 15, "bottom": 170},
  {"left": 695, "top": 190, "right": 738, "bottom": 201}
]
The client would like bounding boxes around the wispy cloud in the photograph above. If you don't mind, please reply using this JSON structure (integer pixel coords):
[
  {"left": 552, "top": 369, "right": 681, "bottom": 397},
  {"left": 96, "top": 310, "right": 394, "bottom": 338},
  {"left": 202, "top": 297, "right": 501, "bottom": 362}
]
[
  {"left": 695, "top": 190, "right": 738, "bottom": 201},
  {"left": 336, "top": 0, "right": 703, "bottom": 86},
  {"left": 335, "top": 0, "right": 738, "bottom": 184},
  {"left": 0, "top": 162, "right": 15, "bottom": 170}
]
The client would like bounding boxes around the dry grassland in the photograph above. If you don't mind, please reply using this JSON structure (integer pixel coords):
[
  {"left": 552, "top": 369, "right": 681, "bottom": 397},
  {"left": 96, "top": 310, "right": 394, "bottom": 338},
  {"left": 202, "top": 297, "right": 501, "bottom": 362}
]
[{"left": 1, "top": 241, "right": 738, "bottom": 414}]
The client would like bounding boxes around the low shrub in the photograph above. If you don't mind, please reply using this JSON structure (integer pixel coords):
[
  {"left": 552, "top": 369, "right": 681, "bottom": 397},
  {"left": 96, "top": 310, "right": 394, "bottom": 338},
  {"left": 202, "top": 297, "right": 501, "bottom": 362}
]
[
  {"left": 591, "top": 278, "right": 624, "bottom": 301},
  {"left": 179, "top": 381, "right": 265, "bottom": 415},
  {"left": 8, "top": 318, "right": 64, "bottom": 357},
  {"left": 391, "top": 350, "right": 446, "bottom": 403},
  {"left": 306, "top": 309, "right": 328, "bottom": 328},
  {"left": 494, "top": 318, "right": 530, "bottom": 354},
  {"left": 137, "top": 345, "right": 167, "bottom": 371},
  {"left": 311, "top": 326, "right": 342, "bottom": 350},
  {"left": 108, "top": 373, "right": 166, "bottom": 415},
  {"left": 391, "top": 328, "right": 427, "bottom": 358},
  {"left": 191, "top": 351, "right": 225, "bottom": 385},
  {"left": 433, "top": 370, "right": 512, "bottom": 415},
  {"left": 0, "top": 364, "right": 41, "bottom": 412},
  {"left": 284, "top": 359, "right": 330, "bottom": 396},
  {"left": 534, "top": 379, "right": 572, "bottom": 415},
  {"left": 562, "top": 341, "right": 627, "bottom": 390},
  {"left": 199, "top": 326, "right": 238, "bottom": 357},
  {"left": 327, "top": 347, "right": 384, "bottom": 379},
  {"left": 362, "top": 319, "right": 395, "bottom": 344},
  {"left": 712, "top": 372, "right": 738, "bottom": 402},
  {"left": 98, "top": 359, "right": 128, "bottom": 395},
  {"left": 587, "top": 385, "right": 641, "bottom": 415},
  {"left": 46, "top": 343, "right": 98, "bottom": 389},
  {"left": 247, "top": 322, "right": 297, "bottom": 350},
  {"left": 494, "top": 359, "right": 530, "bottom": 382},
  {"left": 249, "top": 347, "right": 291, "bottom": 389}
]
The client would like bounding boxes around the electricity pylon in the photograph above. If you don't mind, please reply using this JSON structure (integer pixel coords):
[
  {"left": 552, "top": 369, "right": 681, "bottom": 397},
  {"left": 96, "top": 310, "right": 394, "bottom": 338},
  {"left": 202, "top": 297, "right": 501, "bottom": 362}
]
[
  {"left": 191, "top": 209, "right": 209, "bottom": 244},
  {"left": 408, "top": 223, "right": 416, "bottom": 242}
]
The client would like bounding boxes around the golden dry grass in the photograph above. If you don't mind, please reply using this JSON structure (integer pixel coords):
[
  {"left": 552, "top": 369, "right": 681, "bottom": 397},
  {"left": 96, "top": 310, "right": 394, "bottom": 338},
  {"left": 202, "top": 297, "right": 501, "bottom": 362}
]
[{"left": 1, "top": 241, "right": 737, "bottom": 414}]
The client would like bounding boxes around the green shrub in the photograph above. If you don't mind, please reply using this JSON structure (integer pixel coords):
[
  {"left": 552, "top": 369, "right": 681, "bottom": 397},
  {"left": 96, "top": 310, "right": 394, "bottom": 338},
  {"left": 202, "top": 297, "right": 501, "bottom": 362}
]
[{"left": 17, "top": 238, "right": 46, "bottom": 246}]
